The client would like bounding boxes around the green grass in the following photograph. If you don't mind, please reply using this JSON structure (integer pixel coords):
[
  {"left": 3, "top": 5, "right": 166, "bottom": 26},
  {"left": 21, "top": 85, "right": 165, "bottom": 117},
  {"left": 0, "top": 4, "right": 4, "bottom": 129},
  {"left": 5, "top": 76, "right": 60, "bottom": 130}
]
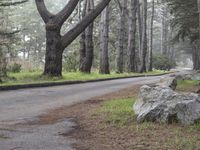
[
  {"left": 176, "top": 80, "right": 200, "bottom": 92},
  {"left": 97, "top": 97, "right": 200, "bottom": 149},
  {"left": 97, "top": 97, "right": 156, "bottom": 129},
  {"left": 98, "top": 98, "right": 135, "bottom": 128},
  {"left": 0, "top": 70, "right": 168, "bottom": 86}
]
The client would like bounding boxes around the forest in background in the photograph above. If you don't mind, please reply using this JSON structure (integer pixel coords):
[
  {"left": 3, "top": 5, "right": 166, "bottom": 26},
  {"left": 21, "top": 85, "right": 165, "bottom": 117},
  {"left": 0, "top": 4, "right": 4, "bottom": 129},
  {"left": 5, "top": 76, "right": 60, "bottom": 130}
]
[{"left": 0, "top": 0, "right": 199, "bottom": 79}]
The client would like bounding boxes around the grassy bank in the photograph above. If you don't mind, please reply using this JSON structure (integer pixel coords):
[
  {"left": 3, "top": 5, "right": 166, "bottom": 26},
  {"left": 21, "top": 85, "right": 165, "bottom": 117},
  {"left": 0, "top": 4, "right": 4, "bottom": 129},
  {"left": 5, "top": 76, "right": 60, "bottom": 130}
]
[
  {"left": 0, "top": 70, "right": 168, "bottom": 86},
  {"left": 176, "top": 80, "right": 200, "bottom": 92},
  {"left": 96, "top": 98, "right": 200, "bottom": 149}
]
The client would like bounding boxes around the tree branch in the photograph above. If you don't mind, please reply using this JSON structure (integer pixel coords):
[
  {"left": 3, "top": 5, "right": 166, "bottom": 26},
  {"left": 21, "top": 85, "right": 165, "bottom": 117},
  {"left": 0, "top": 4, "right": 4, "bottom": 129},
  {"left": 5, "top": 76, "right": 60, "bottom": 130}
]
[
  {"left": 0, "top": 0, "right": 28, "bottom": 7},
  {"left": 61, "top": 0, "right": 111, "bottom": 49},
  {"left": 35, "top": 0, "right": 53, "bottom": 23},
  {"left": 56, "top": 0, "right": 79, "bottom": 26}
]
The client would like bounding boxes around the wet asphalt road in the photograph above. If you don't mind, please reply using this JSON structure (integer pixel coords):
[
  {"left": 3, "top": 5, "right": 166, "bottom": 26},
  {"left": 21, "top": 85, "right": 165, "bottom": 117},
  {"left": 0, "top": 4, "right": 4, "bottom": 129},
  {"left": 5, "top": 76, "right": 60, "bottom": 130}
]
[
  {"left": 0, "top": 75, "right": 169, "bottom": 124},
  {"left": 0, "top": 73, "right": 185, "bottom": 150}
]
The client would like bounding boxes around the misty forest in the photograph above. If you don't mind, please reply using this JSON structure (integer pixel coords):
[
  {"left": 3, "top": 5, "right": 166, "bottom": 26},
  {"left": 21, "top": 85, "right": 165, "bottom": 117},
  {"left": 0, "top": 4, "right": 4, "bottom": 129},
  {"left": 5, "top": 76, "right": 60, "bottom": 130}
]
[
  {"left": 0, "top": 0, "right": 200, "bottom": 149},
  {"left": 0, "top": 0, "right": 198, "bottom": 80}
]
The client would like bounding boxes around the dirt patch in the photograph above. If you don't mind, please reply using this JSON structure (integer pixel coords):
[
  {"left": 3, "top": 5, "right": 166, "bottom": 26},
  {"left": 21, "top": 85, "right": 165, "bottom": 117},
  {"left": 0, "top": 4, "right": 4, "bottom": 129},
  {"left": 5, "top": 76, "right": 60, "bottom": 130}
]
[
  {"left": 33, "top": 85, "right": 200, "bottom": 150},
  {"left": 31, "top": 85, "right": 141, "bottom": 125}
]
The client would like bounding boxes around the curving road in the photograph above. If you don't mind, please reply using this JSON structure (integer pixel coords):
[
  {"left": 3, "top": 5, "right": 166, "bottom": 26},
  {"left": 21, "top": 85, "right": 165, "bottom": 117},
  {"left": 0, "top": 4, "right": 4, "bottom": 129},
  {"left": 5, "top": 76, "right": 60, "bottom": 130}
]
[
  {"left": 0, "top": 75, "right": 169, "bottom": 124},
  {"left": 0, "top": 72, "right": 188, "bottom": 150}
]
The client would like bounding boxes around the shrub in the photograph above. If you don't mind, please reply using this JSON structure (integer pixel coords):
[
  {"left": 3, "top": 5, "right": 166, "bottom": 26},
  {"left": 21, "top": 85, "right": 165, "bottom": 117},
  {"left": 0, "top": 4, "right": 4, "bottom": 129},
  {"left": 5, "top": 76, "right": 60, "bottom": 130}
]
[
  {"left": 153, "top": 54, "right": 176, "bottom": 71},
  {"left": 8, "top": 63, "right": 22, "bottom": 73},
  {"left": 63, "top": 51, "right": 79, "bottom": 72}
]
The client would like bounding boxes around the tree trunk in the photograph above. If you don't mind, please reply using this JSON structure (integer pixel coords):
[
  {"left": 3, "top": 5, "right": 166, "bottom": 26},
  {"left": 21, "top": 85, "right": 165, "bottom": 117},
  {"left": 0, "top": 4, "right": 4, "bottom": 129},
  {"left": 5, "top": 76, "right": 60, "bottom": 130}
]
[
  {"left": 99, "top": 5, "right": 110, "bottom": 74},
  {"left": 148, "top": 0, "right": 155, "bottom": 71},
  {"left": 44, "top": 27, "right": 64, "bottom": 76},
  {"left": 140, "top": 0, "right": 147, "bottom": 73},
  {"left": 137, "top": 0, "right": 142, "bottom": 57},
  {"left": 136, "top": 0, "right": 142, "bottom": 71},
  {"left": 127, "top": 0, "right": 137, "bottom": 72},
  {"left": 116, "top": 0, "right": 128, "bottom": 73},
  {"left": 161, "top": 0, "right": 168, "bottom": 55},
  {"left": 35, "top": 0, "right": 111, "bottom": 76},
  {"left": 197, "top": 0, "right": 200, "bottom": 70},
  {"left": 79, "top": 0, "right": 87, "bottom": 71},
  {"left": 80, "top": 0, "right": 94, "bottom": 73}
]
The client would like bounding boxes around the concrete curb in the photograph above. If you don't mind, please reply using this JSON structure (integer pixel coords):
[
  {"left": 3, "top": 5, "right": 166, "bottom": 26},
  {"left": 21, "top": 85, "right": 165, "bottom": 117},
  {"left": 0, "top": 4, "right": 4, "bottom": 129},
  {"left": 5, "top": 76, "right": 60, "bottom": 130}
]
[{"left": 0, "top": 72, "right": 171, "bottom": 91}]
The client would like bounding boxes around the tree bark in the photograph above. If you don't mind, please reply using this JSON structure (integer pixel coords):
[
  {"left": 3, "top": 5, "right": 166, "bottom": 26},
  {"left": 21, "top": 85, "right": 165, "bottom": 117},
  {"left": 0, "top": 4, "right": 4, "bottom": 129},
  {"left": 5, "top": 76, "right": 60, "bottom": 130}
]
[
  {"left": 79, "top": 0, "right": 94, "bottom": 73},
  {"left": 161, "top": 0, "right": 168, "bottom": 55},
  {"left": 197, "top": 0, "right": 200, "bottom": 70},
  {"left": 116, "top": 0, "right": 128, "bottom": 73},
  {"left": 137, "top": 0, "right": 143, "bottom": 57},
  {"left": 99, "top": 5, "right": 110, "bottom": 74},
  {"left": 44, "top": 27, "right": 64, "bottom": 76},
  {"left": 136, "top": 0, "right": 142, "bottom": 71},
  {"left": 140, "top": 0, "right": 147, "bottom": 73},
  {"left": 127, "top": 0, "right": 137, "bottom": 72},
  {"left": 35, "top": 0, "right": 111, "bottom": 76},
  {"left": 79, "top": 0, "right": 87, "bottom": 71},
  {"left": 148, "top": 0, "right": 155, "bottom": 71}
]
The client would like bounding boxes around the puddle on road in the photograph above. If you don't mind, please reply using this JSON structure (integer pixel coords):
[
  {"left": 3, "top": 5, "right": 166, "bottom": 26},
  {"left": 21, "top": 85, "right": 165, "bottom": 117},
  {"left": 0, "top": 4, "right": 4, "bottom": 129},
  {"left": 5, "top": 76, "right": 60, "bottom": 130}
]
[{"left": 0, "top": 118, "right": 77, "bottom": 150}]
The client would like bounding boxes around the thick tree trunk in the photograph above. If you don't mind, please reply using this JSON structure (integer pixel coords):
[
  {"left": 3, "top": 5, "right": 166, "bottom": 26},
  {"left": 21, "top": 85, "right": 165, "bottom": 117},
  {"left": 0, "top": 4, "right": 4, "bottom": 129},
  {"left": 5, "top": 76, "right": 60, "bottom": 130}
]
[
  {"left": 80, "top": 0, "right": 94, "bottom": 73},
  {"left": 116, "top": 0, "right": 128, "bottom": 73},
  {"left": 44, "top": 28, "right": 63, "bottom": 76},
  {"left": 148, "top": 0, "right": 155, "bottom": 71},
  {"left": 35, "top": 0, "right": 111, "bottom": 76},
  {"left": 140, "top": 0, "right": 147, "bottom": 73},
  {"left": 99, "top": 5, "right": 110, "bottom": 74},
  {"left": 127, "top": 0, "right": 137, "bottom": 72}
]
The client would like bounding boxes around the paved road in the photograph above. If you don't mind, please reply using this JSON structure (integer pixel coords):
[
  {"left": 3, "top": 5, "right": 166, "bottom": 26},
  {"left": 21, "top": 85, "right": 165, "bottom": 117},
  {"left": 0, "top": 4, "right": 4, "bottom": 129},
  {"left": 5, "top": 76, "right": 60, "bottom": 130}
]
[
  {"left": 0, "top": 72, "right": 189, "bottom": 150},
  {"left": 0, "top": 75, "right": 169, "bottom": 124}
]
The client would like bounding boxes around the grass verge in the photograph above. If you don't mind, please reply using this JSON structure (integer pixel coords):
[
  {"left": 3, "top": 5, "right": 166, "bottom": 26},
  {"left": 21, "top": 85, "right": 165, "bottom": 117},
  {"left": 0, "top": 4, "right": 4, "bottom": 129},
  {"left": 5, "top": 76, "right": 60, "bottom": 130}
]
[
  {"left": 176, "top": 80, "right": 200, "bottom": 92},
  {"left": 1, "top": 70, "right": 168, "bottom": 86},
  {"left": 98, "top": 98, "right": 135, "bottom": 128},
  {"left": 96, "top": 97, "right": 200, "bottom": 149}
]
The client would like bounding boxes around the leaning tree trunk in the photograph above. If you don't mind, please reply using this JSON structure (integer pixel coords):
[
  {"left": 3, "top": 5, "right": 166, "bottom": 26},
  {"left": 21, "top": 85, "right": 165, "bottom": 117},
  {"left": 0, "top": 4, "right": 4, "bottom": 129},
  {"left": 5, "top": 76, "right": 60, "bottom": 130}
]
[
  {"left": 148, "top": 0, "right": 155, "bottom": 71},
  {"left": 99, "top": 5, "right": 110, "bottom": 74},
  {"left": 116, "top": 0, "right": 128, "bottom": 73},
  {"left": 140, "top": 0, "right": 148, "bottom": 73},
  {"left": 35, "top": 0, "right": 111, "bottom": 77},
  {"left": 127, "top": 0, "right": 137, "bottom": 72}
]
